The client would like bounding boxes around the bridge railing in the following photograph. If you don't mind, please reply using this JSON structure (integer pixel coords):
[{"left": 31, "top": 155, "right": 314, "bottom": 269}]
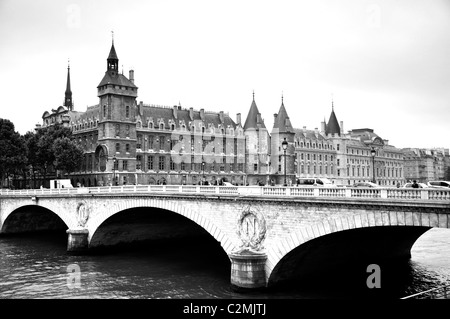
[{"left": 1, "top": 186, "right": 449, "bottom": 201}]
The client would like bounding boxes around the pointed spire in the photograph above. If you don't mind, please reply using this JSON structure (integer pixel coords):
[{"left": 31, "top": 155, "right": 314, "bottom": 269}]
[
  {"left": 325, "top": 98, "right": 340, "bottom": 136},
  {"left": 64, "top": 59, "right": 73, "bottom": 110},
  {"left": 272, "top": 96, "right": 294, "bottom": 133},
  {"left": 281, "top": 91, "right": 284, "bottom": 105},
  {"left": 107, "top": 32, "right": 119, "bottom": 71},
  {"left": 244, "top": 91, "right": 266, "bottom": 130}
]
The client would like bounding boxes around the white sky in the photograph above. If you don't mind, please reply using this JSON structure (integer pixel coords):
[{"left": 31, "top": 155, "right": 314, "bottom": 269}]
[{"left": 1, "top": 0, "right": 449, "bottom": 150}]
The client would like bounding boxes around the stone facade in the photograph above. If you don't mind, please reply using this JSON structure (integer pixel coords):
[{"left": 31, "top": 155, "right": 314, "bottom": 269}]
[{"left": 37, "top": 40, "right": 448, "bottom": 188}]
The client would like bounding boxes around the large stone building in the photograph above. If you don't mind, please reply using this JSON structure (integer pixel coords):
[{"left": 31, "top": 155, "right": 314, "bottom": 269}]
[
  {"left": 295, "top": 103, "right": 405, "bottom": 187},
  {"left": 40, "top": 40, "right": 249, "bottom": 187},
  {"left": 38, "top": 39, "right": 448, "bottom": 188}
]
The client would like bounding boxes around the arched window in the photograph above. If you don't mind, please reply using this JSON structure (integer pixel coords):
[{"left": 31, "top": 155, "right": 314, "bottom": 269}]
[{"left": 160, "top": 123, "right": 164, "bottom": 130}]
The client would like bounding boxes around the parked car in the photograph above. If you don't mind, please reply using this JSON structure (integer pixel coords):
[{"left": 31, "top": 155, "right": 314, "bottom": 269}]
[
  {"left": 402, "top": 182, "right": 428, "bottom": 188},
  {"left": 296, "top": 178, "right": 336, "bottom": 187},
  {"left": 352, "top": 181, "right": 380, "bottom": 188},
  {"left": 427, "top": 181, "right": 450, "bottom": 188}
]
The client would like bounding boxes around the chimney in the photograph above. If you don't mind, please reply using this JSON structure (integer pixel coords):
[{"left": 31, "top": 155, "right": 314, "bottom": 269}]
[
  {"left": 189, "top": 107, "right": 194, "bottom": 120},
  {"left": 340, "top": 121, "right": 344, "bottom": 135},
  {"left": 236, "top": 113, "right": 241, "bottom": 126},
  {"left": 274, "top": 113, "right": 278, "bottom": 122},
  {"left": 129, "top": 69, "right": 134, "bottom": 84},
  {"left": 256, "top": 113, "right": 262, "bottom": 125},
  {"left": 219, "top": 111, "right": 224, "bottom": 123},
  {"left": 321, "top": 121, "right": 326, "bottom": 134},
  {"left": 200, "top": 108, "right": 205, "bottom": 121},
  {"left": 314, "top": 127, "right": 319, "bottom": 137}
]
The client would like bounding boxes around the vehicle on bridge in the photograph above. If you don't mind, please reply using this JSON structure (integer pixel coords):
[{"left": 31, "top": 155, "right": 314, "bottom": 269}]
[
  {"left": 352, "top": 181, "right": 380, "bottom": 188},
  {"left": 50, "top": 179, "right": 73, "bottom": 189},
  {"left": 402, "top": 182, "right": 428, "bottom": 188},
  {"left": 296, "top": 178, "right": 336, "bottom": 187},
  {"left": 427, "top": 181, "right": 450, "bottom": 188}
]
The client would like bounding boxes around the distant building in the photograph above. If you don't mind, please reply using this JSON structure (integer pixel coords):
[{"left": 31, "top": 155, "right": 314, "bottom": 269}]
[
  {"left": 295, "top": 103, "right": 405, "bottom": 186},
  {"left": 402, "top": 147, "right": 449, "bottom": 183}
]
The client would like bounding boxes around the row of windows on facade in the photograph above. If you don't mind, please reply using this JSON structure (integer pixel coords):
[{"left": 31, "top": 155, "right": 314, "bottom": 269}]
[
  {"left": 320, "top": 166, "right": 403, "bottom": 178},
  {"left": 98, "top": 85, "right": 136, "bottom": 92},
  {"left": 101, "top": 105, "right": 238, "bottom": 135},
  {"left": 294, "top": 141, "right": 403, "bottom": 160},
  {"left": 77, "top": 155, "right": 245, "bottom": 172}
]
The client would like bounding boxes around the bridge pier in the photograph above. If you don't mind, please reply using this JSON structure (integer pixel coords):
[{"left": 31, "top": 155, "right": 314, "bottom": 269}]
[
  {"left": 229, "top": 250, "right": 267, "bottom": 291},
  {"left": 66, "top": 229, "right": 89, "bottom": 253}
]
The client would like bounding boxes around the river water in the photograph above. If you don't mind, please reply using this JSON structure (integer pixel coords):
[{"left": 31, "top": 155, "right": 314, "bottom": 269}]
[{"left": 0, "top": 228, "right": 449, "bottom": 299}]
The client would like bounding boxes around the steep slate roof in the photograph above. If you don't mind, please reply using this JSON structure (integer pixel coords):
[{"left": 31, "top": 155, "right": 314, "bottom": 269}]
[
  {"left": 272, "top": 100, "right": 294, "bottom": 133},
  {"left": 108, "top": 43, "right": 118, "bottom": 60},
  {"left": 243, "top": 96, "right": 266, "bottom": 130},
  {"left": 140, "top": 105, "right": 236, "bottom": 130},
  {"left": 325, "top": 107, "right": 340, "bottom": 136},
  {"left": 98, "top": 42, "right": 137, "bottom": 88},
  {"left": 293, "top": 128, "right": 327, "bottom": 140},
  {"left": 97, "top": 72, "right": 137, "bottom": 88}
]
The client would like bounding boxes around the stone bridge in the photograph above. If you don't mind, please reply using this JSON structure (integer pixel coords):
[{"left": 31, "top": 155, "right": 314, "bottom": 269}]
[{"left": 1, "top": 185, "right": 449, "bottom": 289}]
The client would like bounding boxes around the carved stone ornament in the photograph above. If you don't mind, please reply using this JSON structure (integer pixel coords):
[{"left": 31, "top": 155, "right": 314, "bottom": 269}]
[
  {"left": 236, "top": 206, "right": 266, "bottom": 252},
  {"left": 76, "top": 202, "right": 90, "bottom": 228}
]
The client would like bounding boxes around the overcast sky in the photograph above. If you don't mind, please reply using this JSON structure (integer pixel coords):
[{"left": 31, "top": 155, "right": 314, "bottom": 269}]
[{"left": 1, "top": 0, "right": 449, "bottom": 150}]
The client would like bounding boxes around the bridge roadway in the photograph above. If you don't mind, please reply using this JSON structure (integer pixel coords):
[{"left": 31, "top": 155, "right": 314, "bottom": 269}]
[{"left": 1, "top": 185, "right": 449, "bottom": 289}]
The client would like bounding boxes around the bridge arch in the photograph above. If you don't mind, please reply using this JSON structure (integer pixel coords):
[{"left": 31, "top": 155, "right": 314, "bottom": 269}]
[
  {"left": 87, "top": 197, "right": 236, "bottom": 254},
  {"left": 1, "top": 204, "right": 70, "bottom": 234},
  {"left": 266, "top": 210, "right": 449, "bottom": 286}
]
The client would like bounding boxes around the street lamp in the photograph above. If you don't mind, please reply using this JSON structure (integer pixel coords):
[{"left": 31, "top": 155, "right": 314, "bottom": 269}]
[
  {"left": 113, "top": 155, "right": 117, "bottom": 186},
  {"left": 371, "top": 147, "right": 376, "bottom": 184},
  {"left": 282, "top": 138, "right": 288, "bottom": 186},
  {"left": 201, "top": 160, "right": 205, "bottom": 185}
]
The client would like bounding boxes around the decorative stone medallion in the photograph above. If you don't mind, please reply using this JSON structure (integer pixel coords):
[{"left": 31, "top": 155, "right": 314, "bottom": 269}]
[
  {"left": 236, "top": 205, "right": 266, "bottom": 251},
  {"left": 76, "top": 201, "right": 90, "bottom": 228}
]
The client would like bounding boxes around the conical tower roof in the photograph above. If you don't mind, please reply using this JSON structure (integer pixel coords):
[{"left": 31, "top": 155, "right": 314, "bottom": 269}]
[
  {"left": 325, "top": 104, "right": 341, "bottom": 136},
  {"left": 108, "top": 42, "right": 118, "bottom": 60},
  {"left": 243, "top": 93, "right": 266, "bottom": 130},
  {"left": 272, "top": 97, "right": 294, "bottom": 133}
]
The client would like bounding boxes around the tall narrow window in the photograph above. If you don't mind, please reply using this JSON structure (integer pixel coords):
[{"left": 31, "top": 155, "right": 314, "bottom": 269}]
[
  {"left": 125, "top": 106, "right": 130, "bottom": 118},
  {"left": 148, "top": 156, "right": 154, "bottom": 170},
  {"left": 159, "top": 156, "right": 165, "bottom": 170}
]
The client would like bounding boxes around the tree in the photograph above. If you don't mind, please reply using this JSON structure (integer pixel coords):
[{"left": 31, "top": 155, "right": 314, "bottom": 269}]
[
  {"left": 35, "top": 124, "right": 72, "bottom": 179},
  {"left": 23, "top": 131, "right": 40, "bottom": 188},
  {"left": 52, "top": 137, "right": 84, "bottom": 177},
  {"left": 0, "top": 119, "right": 27, "bottom": 188}
]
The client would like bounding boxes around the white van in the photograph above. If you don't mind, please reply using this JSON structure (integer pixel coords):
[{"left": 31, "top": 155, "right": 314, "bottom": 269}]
[
  {"left": 296, "top": 178, "right": 335, "bottom": 187},
  {"left": 50, "top": 179, "right": 74, "bottom": 189},
  {"left": 427, "top": 181, "right": 450, "bottom": 189}
]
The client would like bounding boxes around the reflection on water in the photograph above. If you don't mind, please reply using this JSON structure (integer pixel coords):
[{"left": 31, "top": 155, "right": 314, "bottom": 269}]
[{"left": 0, "top": 228, "right": 448, "bottom": 299}]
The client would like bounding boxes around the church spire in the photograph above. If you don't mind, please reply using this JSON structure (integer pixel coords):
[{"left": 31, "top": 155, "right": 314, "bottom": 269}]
[
  {"left": 107, "top": 33, "right": 119, "bottom": 72},
  {"left": 64, "top": 59, "right": 73, "bottom": 110}
]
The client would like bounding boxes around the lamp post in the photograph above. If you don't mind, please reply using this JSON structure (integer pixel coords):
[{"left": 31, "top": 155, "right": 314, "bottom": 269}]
[
  {"left": 202, "top": 160, "right": 205, "bottom": 185},
  {"left": 282, "top": 138, "right": 288, "bottom": 186},
  {"left": 371, "top": 147, "right": 376, "bottom": 184},
  {"left": 113, "top": 155, "right": 117, "bottom": 186}
]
